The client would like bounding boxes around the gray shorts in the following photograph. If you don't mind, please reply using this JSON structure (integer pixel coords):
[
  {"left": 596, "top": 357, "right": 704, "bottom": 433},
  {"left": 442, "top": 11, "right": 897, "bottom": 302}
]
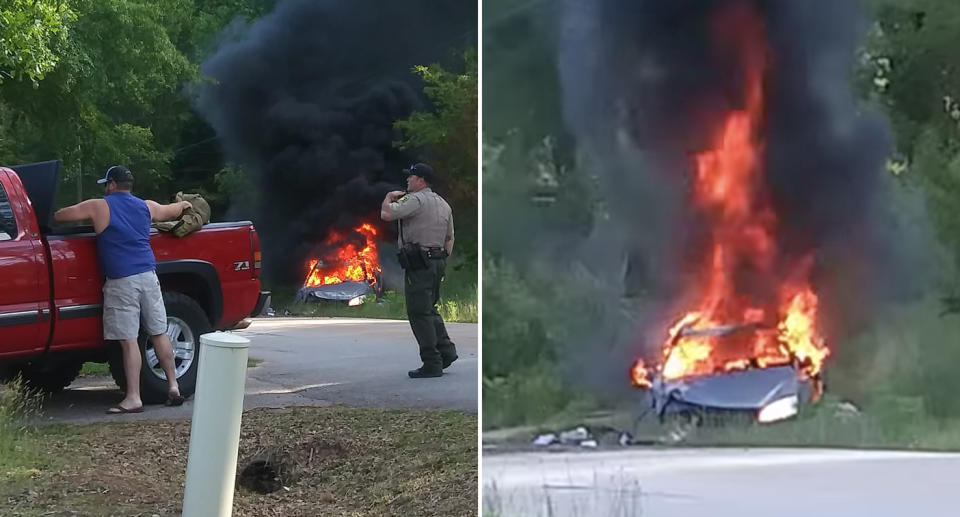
[{"left": 102, "top": 270, "right": 167, "bottom": 340}]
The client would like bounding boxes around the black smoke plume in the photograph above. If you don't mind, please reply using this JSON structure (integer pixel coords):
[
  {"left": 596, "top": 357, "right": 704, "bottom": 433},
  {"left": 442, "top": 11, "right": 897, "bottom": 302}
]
[
  {"left": 556, "top": 0, "right": 925, "bottom": 389},
  {"left": 195, "top": 0, "right": 473, "bottom": 285}
]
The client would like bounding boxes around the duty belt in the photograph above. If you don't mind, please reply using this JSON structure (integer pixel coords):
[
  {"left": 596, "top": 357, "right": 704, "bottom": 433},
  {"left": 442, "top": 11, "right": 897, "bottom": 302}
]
[{"left": 423, "top": 247, "right": 447, "bottom": 259}]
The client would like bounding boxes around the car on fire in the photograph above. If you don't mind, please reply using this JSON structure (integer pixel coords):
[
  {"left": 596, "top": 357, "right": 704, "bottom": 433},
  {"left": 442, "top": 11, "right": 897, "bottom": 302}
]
[
  {"left": 295, "top": 258, "right": 383, "bottom": 306},
  {"left": 295, "top": 226, "right": 384, "bottom": 306},
  {"left": 633, "top": 322, "right": 825, "bottom": 425}
]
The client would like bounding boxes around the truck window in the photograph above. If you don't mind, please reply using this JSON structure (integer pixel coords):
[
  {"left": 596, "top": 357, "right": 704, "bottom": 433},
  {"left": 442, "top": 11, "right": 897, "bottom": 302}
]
[{"left": 0, "top": 183, "right": 16, "bottom": 241}]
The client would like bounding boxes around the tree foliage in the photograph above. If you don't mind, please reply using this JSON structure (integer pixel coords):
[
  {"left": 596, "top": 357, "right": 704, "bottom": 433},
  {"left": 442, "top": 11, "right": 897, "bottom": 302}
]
[
  {"left": 0, "top": 0, "right": 472, "bottom": 233},
  {"left": 0, "top": 0, "right": 74, "bottom": 84},
  {"left": 862, "top": 0, "right": 960, "bottom": 293},
  {"left": 395, "top": 47, "right": 478, "bottom": 243}
]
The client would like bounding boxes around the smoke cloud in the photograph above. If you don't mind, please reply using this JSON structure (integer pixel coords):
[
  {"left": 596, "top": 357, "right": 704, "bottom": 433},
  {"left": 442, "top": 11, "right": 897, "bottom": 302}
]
[{"left": 194, "top": 0, "right": 473, "bottom": 285}]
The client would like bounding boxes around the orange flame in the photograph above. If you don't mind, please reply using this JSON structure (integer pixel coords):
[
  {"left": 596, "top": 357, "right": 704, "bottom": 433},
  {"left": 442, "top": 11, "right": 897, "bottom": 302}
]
[
  {"left": 303, "top": 223, "right": 381, "bottom": 287},
  {"left": 631, "top": 4, "right": 829, "bottom": 388},
  {"left": 630, "top": 359, "right": 653, "bottom": 389}
]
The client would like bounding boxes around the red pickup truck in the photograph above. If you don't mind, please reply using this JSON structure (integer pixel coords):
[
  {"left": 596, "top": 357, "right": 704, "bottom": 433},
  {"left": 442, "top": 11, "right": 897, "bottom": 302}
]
[{"left": 0, "top": 161, "right": 269, "bottom": 403}]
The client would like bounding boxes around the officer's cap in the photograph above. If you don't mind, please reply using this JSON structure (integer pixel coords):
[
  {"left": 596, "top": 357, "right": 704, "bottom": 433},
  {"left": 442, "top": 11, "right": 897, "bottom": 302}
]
[{"left": 406, "top": 163, "right": 437, "bottom": 185}]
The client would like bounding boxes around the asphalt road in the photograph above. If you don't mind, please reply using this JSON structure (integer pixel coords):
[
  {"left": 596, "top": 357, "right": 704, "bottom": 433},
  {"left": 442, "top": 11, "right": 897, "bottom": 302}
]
[
  {"left": 483, "top": 448, "right": 960, "bottom": 517},
  {"left": 38, "top": 318, "right": 477, "bottom": 424}
]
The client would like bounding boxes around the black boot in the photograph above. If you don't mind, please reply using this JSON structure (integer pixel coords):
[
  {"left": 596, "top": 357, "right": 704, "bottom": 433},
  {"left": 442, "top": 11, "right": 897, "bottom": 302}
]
[
  {"left": 408, "top": 366, "right": 443, "bottom": 378},
  {"left": 442, "top": 354, "right": 458, "bottom": 369}
]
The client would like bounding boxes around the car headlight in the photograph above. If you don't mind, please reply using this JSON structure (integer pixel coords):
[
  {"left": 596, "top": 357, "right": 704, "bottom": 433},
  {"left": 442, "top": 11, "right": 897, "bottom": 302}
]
[
  {"left": 757, "top": 395, "right": 799, "bottom": 424},
  {"left": 348, "top": 296, "right": 364, "bottom": 307}
]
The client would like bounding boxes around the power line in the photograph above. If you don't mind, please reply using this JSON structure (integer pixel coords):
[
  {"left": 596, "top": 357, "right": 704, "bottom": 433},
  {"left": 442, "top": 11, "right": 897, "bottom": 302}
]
[{"left": 171, "top": 135, "right": 219, "bottom": 155}]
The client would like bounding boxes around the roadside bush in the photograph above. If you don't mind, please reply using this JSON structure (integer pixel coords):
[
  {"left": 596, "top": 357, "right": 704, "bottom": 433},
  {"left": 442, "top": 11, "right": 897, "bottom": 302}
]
[
  {"left": 482, "top": 258, "right": 557, "bottom": 379},
  {"left": 482, "top": 254, "right": 624, "bottom": 428},
  {"left": 482, "top": 364, "right": 575, "bottom": 430},
  {"left": 828, "top": 298, "right": 960, "bottom": 420},
  {"left": 0, "top": 378, "right": 42, "bottom": 474}
]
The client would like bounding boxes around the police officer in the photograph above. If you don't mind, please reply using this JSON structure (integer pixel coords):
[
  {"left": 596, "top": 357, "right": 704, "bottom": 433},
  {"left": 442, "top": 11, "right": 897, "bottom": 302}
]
[{"left": 380, "top": 163, "right": 457, "bottom": 378}]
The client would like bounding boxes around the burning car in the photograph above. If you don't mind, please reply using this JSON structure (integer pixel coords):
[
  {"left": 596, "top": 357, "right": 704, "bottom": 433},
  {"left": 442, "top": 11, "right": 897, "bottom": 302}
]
[
  {"left": 628, "top": 3, "right": 830, "bottom": 425},
  {"left": 296, "top": 223, "right": 383, "bottom": 306},
  {"left": 633, "top": 321, "right": 825, "bottom": 425}
]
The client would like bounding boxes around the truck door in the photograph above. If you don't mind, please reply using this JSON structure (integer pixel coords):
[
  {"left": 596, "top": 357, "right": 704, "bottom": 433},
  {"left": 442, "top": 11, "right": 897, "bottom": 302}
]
[{"left": 0, "top": 180, "right": 50, "bottom": 357}]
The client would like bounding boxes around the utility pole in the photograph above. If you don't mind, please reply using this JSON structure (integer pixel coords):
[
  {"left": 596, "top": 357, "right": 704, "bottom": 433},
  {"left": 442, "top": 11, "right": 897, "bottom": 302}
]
[{"left": 76, "top": 122, "right": 82, "bottom": 202}]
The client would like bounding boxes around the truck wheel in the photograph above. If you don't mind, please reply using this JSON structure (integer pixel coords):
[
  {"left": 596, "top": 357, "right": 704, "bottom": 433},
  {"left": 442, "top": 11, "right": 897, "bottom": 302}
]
[
  {"left": 18, "top": 360, "right": 84, "bottom": 394},
  {"left": 108, "top": 292, "right": 211, "bottom": 404}
]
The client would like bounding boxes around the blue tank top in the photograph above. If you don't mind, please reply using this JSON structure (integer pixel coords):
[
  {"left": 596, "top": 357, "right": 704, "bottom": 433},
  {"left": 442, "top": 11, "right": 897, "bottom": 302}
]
[{"left": 98, "top": 192, "right": 156, "bottom": 279}]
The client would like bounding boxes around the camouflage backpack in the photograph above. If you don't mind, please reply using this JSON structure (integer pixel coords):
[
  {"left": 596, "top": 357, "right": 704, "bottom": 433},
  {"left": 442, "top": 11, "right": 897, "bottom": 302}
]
[{"left": 154, "top": 192, "right": 211, "bottom": 237}]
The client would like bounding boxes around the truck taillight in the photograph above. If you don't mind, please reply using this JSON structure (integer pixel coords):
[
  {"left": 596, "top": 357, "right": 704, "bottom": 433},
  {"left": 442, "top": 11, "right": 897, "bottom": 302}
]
[{"left": 250, "top": 228, "right": 262, "bottom": 279}]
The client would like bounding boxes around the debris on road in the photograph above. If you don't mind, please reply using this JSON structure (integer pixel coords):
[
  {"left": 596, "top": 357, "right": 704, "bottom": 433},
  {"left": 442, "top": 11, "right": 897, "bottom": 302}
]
[
  {"left": 833, "top": 401, "right": 861, "bottom": 420},
  {"left": 559, "top": 426, "right": 590, "bottom": 444},
  {"left": 531, "top": 426, "right": 638, "bottom": 450},
  {"left": 532, "top": 433, "right": 558, "bottom": 447}
]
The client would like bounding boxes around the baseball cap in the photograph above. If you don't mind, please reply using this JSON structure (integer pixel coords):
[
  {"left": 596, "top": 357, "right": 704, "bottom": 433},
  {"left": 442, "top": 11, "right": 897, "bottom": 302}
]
[
  {"left": 97, "top": 165, "right": 134, "bottom": 184},
  {"left": 406, "top": 163, "right": 436, "bottom": 184}
]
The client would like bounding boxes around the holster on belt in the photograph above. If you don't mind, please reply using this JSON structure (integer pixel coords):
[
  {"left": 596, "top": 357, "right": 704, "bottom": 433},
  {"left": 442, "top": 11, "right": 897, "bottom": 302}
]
[
  {"left": 398, "top": 242, "right": 429, "bottom": 270},
  {"left": 397, "top": 219, "right": 447, "bottom": 270}
]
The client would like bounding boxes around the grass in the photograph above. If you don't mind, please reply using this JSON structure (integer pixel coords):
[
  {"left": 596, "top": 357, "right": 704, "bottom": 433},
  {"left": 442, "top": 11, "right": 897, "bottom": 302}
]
[
  {"left": 0, "top": 379, "right": 43, "bottom": 482},
  {"left": 79, "top": 362, "right": 109, "bottom": 376},
  {"left": 674, "top": 395, "right": 960, "bottom": 451},
  {"left": 483, "top": 391, "right": 960, "bottom": 453},
  {"left": 81, "top": 359, "right": 262, "bottom": 376},
  {"left": 279, "top": 290, "right": 477, "bottom": 323},
  {"left": 0, "top": 405, "right": 478, "bottom": 516},
  {"left": 483, "top": 365, "right": 595, "bottom": 431}
]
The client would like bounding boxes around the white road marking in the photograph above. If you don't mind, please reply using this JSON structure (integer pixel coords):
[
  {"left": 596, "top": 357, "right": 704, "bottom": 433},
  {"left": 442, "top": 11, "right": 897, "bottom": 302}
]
[
  {"left": 244, "top": 318, "right": 406, "bottom": 330},
  {"left": 249, "top": 382, "right": 343, "bottom": 395}
]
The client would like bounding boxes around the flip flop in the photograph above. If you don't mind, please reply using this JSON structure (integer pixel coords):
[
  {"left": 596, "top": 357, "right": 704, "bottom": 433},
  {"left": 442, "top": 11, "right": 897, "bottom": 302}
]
[
  {"left": 165, "top": 393, "right": 185, "bottom": 407},
  {"left": 106, "top": 405, "right": 143, "bottom": 415}
]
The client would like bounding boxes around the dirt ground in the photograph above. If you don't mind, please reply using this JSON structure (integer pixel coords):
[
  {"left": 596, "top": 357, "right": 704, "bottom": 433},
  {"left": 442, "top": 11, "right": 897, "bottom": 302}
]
[{"left": 0, "top": 406, "right": 478, "bottom": 516}]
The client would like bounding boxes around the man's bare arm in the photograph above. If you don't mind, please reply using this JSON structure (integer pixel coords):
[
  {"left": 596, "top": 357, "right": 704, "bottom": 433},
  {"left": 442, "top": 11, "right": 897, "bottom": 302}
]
[
  {"left": 54, "top": 199, "right": 98, "bottom": 224},
  {"left": 146, "top": 200, "right": 191, "bottom": 222}
]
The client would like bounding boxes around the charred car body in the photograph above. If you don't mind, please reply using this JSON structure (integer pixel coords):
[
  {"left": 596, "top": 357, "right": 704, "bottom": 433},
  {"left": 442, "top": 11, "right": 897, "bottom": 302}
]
[{"left": 635, "top": 322, "right": 824, "bottom": 425}]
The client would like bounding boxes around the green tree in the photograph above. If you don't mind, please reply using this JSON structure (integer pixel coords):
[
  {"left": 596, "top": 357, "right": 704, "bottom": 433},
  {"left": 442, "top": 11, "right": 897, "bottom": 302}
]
[
  {"left": 0, "top": 0, "right": 74, "bottom": 84},
  {"left": 0, "top": 0, "right": 196, "bottom": 202},
  {"left": 861, "top": 0, "right": 960, "bottom": 300},
  {"left": 0, "top": 0, "right": 276, "bottom": 208},
  {"left": 395, "top": 47, "right": 478, "bottom": 245}
]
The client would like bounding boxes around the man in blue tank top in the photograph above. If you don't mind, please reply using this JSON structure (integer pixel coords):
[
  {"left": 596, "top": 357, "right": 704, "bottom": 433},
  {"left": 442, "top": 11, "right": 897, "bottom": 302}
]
[{"left": 55, "top": 166, "right": 191, "bottom": 414}]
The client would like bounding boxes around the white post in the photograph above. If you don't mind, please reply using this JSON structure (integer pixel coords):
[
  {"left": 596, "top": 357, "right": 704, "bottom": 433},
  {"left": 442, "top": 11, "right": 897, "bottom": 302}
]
[{"left": 182, "top": 331, "right": 250, "bottom": 517}]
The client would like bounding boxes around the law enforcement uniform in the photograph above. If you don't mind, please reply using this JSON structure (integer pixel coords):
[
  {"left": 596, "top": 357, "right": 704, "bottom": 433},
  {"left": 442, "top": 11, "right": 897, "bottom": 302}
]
[{"left": 386, "top": 170, "right": 456, "bottom": 377}]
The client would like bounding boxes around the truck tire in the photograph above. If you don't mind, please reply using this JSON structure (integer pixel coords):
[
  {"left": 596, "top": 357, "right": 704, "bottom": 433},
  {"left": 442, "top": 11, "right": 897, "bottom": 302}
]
[
  {"left": 18, "top": 360, "right": 84, "bottom": 394},
  {"left": 108, "top": 292, "right": 211, "bottom": 404}
]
